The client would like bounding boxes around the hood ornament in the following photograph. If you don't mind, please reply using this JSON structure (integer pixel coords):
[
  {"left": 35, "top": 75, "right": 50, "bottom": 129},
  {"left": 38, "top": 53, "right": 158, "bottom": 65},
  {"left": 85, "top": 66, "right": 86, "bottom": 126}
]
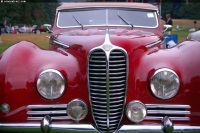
[
  {"left": 102, "top": 44, "right": 113, "bottom": 51},
  {"left": 102, "top": 29, "right": 113, "bottom": 51}
]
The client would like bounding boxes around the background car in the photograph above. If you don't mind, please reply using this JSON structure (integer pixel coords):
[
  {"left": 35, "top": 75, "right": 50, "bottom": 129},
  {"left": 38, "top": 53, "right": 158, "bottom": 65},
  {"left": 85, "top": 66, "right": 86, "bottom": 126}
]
[
  {"left": 187, "top": 30, "right": 200, "bottom": 41},
  {"left": 32, "top": 24, "right": 52, "bottom": 34}
]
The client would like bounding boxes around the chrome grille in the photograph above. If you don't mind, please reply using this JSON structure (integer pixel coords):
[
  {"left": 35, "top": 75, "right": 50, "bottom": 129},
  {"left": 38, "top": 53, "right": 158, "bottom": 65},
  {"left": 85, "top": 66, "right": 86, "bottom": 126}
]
[
  {"left": 145, "top": 104, "right": 191, "bottom": 121},
  {"left": 88, "top": 49, "right": 127, "bottom": 133},
  {"left": 27, "top": 104, "right": 69, "bottom": 121}
]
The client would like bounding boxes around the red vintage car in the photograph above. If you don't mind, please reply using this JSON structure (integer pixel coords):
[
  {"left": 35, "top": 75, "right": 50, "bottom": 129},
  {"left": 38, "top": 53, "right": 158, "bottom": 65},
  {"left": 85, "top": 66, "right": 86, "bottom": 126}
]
[{"left": 0, "top": 2, "right": 200, "bottom": 133}]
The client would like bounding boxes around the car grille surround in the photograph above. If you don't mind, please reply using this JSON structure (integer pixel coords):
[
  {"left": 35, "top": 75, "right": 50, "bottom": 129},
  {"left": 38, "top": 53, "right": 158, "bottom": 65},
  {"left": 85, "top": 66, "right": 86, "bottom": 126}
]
[{"left": 88, "top": 47, "right": 128, "bottom": 133}]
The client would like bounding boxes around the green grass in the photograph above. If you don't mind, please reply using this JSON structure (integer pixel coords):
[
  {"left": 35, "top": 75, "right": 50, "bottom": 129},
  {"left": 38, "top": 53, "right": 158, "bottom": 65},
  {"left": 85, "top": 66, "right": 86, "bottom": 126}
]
[
  {"left": 0, "top": 34, "right": 49, "bottom": 54},
  {"left": 171, "top": 28, "right": 191, "bottom": 42}
]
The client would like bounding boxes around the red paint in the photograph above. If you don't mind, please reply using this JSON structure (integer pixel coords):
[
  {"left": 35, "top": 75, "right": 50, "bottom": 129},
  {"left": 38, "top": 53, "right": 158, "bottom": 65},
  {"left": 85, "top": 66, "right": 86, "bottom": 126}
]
[{"left": 1, "top": 3, "right": 200, "bottom": 128}]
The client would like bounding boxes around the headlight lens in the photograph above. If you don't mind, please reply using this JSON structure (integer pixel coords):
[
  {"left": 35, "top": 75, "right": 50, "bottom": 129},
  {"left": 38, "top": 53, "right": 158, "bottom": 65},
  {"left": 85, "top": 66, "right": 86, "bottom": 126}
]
[
  {"left": 150, "top": 68, "right": 180, "bottom": 100},
  {"left": 37, "top": 69, "right": 65, "bottom": 100},
  {"left": 67, "top": 99, "right": 88, "bottom": 121},
  {"left": 126, "top": 101, "right": 147, "bottom": 123}
]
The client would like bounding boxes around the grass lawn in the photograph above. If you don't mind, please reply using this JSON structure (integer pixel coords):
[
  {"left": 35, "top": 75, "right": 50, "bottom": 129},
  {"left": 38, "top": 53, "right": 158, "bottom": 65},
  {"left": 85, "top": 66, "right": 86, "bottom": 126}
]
[
  {"left": 0, "top": 19, "right": 199, "bottom": 54},
  {"left": 0, "top": 33, "right": 50, "bottom": 54},
  {"left": 170, "top": 19, "right": 200, "bottom": 42}
]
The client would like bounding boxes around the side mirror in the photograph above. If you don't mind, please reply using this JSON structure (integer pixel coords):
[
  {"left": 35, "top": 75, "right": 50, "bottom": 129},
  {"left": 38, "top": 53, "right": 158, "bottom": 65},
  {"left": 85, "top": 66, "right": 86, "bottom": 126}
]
[{"left": 163, "top": 25, "right": 172, "bottom": 33}]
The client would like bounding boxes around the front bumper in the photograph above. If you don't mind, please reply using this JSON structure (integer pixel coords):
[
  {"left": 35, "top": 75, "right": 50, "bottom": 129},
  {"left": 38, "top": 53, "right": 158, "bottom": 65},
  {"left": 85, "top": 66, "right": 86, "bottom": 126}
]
[{"left": 0, "top": 116, "right": 200, "bottom": 133}]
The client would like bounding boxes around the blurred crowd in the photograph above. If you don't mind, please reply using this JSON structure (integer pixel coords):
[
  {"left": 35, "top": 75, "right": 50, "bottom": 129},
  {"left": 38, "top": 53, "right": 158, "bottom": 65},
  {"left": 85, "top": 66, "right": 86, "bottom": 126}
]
[{"left": 0, "top": 24, "right": 52, "bottom": 34}]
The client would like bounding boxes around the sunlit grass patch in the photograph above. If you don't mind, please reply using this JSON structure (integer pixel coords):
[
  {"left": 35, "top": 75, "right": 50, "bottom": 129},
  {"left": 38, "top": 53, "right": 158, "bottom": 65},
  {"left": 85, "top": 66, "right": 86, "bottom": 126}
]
[{"left": 0, "top": 34, "right": 49, "bottom": 54}]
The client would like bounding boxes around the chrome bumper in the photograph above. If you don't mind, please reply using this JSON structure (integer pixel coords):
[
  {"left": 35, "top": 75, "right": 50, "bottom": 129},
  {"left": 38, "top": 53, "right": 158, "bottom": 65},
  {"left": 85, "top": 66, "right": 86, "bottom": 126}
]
[{"left": 0, "top": 116, "right": 200, "bottom": 133}]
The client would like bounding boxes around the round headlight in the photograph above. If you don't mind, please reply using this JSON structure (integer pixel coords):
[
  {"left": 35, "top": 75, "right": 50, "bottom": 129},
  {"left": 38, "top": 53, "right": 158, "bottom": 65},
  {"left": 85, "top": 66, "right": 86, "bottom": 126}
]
[
  {"left": 37, "top": 69, "right": 65, "bottom": 100},
  {"left": 150, "top": 68, "right": 180, "bottom": 100},
  {"left": 67, "top": 99, "right": 88, "bottom": 122},
  {"left": 126, "top": 101, "right": 147, "bottom": 123}
]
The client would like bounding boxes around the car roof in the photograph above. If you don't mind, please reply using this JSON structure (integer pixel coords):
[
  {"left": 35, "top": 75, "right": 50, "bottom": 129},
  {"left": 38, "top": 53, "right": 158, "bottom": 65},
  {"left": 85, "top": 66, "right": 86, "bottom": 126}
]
[{"left": 57, "top": 2, "right": 158, "bottom": 11}]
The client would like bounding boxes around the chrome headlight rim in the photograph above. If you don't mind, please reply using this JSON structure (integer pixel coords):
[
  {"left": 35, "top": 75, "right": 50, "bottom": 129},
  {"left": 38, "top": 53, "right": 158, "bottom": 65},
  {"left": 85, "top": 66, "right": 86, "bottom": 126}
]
[
  {"left": 150, "top": 68, "right": 180, "bottom": 100},
  {"left": 67, "top": 99, "right": 88, "bottom": 122},
  {"left": 37, "top": 69, "right": 66, "bottom": 100},
  {"left": 126, "top": 100, "right": 147, "bottom": 123}
]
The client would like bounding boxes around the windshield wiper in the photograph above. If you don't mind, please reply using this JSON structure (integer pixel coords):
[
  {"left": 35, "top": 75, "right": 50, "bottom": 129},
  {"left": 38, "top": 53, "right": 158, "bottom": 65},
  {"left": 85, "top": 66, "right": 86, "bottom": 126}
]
[
  {"left": 72, "top": 15, "right": 83, "bottom": 30},
  {"left": 117, "top": 15, "right": 134, "bottom": 29}
]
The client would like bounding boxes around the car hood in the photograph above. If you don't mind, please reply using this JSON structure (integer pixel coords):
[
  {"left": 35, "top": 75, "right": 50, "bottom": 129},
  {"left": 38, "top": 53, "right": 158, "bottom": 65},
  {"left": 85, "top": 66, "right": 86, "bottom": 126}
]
[{"left": 52, "top": 28, "right": 162, "bottom": 55}]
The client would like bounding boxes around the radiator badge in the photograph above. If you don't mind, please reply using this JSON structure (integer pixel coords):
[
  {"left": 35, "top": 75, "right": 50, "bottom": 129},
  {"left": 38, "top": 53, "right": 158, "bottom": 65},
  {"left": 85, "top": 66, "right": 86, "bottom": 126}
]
[{"left": 102, "top": 44, "right": 113, "bottom": 51}]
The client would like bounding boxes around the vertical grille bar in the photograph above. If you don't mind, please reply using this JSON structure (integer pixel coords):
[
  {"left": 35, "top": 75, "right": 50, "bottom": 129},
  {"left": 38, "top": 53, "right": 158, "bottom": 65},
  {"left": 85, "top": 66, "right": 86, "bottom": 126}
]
[{"left": 88, "top": 48, "right": 127, "bottom": 133}]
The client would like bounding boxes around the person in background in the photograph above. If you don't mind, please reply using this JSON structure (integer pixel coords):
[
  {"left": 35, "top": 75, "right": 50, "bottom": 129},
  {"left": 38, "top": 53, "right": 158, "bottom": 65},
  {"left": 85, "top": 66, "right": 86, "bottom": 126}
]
[{"left": 165, "top": 14, "right": 173, "bottom": 26}]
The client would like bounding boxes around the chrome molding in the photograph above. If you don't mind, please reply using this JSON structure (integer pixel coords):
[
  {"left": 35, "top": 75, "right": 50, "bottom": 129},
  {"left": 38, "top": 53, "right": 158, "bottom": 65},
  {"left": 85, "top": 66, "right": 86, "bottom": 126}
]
[
  {"left": 27, "top": 104, "right": 67, "bottom": 109},
  {"left": 27, "top": 104, "right": 70, "bottom": 121},
  {"left": 1, "top": 122, "right": 200, "bottom": 133},
  {"left": 146, "top": 104, "right": 191, "bottom": 108},
  {"left": 145, "top": 117, "right": 190, "bottom": 121},
  {"left": 88, "top": 29, "right": 128, "bottom": 133},
  {"left": 50, "top": 37, "right": 70, "bottom": 49},
  {"left": 145, "top": 39, "right": 165, "bottom": 49},
  {"left": 145, "top": 104, "right": 191, "bottom": 121},
  {"left": 147, "top": 110, "right": 190, "bottom": 115}
]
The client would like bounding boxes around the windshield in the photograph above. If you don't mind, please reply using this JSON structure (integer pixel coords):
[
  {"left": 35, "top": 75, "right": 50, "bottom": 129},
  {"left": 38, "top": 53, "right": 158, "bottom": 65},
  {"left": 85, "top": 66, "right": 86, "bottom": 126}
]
[{"left": 57, "top": 8, "right": 158, "bottom": 28}]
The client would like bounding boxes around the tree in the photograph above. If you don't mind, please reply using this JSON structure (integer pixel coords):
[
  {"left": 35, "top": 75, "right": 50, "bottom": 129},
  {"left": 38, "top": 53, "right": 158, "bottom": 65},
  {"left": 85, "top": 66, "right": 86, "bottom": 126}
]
[
  {"left": 173, "top": 2, "right": 200, "bottom": 19},
  {"left": 161, "top": 0, "right": 200, "bottom": 19},
  {"left": 0, "top": 1, "right": 60, "bottom": 27}
]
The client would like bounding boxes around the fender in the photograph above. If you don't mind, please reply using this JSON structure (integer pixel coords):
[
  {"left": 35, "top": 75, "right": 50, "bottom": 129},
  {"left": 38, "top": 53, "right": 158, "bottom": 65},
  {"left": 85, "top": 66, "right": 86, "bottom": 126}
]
[
  {"left": 123, "top": 41, "right": 200, "bottom": 125},
  {"left": 0, "top": 41, "right": 90, "bottom": 122}
]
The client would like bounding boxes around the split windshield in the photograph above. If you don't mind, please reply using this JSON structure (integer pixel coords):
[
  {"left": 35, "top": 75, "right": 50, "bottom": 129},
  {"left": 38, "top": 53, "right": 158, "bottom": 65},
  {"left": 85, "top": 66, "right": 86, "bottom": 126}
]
[{"left": 57, "top": 8, "right": 158, "bottom": 28}]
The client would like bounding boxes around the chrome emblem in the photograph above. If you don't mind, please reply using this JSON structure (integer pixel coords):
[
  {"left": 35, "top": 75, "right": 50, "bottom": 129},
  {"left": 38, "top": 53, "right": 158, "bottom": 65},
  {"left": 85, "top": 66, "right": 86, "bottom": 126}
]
[
  {"left": 72, "top": 106, "right": 83, "bottom": 118},
  {"left": 102, "top": 44, "right": 113, "bottom": 51}
]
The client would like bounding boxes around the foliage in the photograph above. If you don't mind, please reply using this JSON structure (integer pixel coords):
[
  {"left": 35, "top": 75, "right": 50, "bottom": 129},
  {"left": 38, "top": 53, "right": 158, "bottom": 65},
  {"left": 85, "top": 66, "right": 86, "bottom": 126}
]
[
  {"left": 161, "top": 0, "right": 200, "bottom": 20},
  {"left": 0, "top": 1, "right": 60, "bottom": 27},
  {"left": 173, "top": 2, "right": 200, "bottom": 19}
]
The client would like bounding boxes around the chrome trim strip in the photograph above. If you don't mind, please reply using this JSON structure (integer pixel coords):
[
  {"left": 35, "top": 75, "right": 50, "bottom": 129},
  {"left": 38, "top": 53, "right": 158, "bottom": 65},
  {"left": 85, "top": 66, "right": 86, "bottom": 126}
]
[
  {"left": 27, "top": 104, "right": 67, "bottom": 109},
  {"left": 146, "top": 104, "right": 191, "bottom": 109},
  {"left": 27, "top": 110, "right": 67, "bottom": 115},
  {"left": 27, "top": 104, "right": 68, "bottom": 121},
  {"left": 50, "top": 38, "right": 70, "bottom": 49},
  {"left": 27, "top": 116, "right": 70, "bottom": 121},
  {"left": 145, "top": 39, "right": 164, "bottom": 49},
  {"left": 145, "top": 104, "right": 191, "bottom": 122},
  {"left": 147, "top": 110, "right": 191, "bottom": 115},
  {"left": 1, "top": 123, "right": 200, "bottom": 133},
  {"left": 145, "top": 116, "right": 190, "bottom": 121}
]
